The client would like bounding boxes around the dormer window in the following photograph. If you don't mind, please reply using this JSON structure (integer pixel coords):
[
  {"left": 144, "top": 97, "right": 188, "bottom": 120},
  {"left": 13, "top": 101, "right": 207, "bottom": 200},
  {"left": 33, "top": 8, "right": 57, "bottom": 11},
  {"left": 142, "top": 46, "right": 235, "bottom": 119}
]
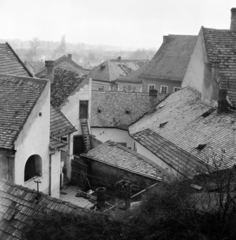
[
  {"left": 125, "top": 109, "right": 131, "bottom": 114},
  {"left": 196, "top": 144, "right": 207, "bottom": 151},
  {"left": 159, "top": 121, "right": 168, "bottom": 128}
]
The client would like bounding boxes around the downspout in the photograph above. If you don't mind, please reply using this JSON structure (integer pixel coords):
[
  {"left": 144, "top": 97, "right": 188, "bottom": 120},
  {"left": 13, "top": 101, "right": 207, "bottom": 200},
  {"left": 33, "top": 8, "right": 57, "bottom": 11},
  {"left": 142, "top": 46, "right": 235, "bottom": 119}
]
[{"left": 49, "top": 153, "right": 52, "bottom": 196}]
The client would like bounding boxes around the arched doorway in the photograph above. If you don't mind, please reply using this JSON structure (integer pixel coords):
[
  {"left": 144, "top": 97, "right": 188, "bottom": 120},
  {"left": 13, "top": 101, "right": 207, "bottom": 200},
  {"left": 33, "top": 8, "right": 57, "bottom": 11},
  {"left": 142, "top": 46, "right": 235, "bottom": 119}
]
[{"left": 24, "top": 155, "right": 42, "bottom": 181}]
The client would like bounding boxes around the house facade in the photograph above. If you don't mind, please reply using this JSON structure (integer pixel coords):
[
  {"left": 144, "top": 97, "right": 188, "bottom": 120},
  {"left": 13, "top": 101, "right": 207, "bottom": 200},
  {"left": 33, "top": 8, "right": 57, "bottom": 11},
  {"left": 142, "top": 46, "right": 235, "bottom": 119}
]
[{"left": 91, "top": 90, "right": 166, "bottom": 150}]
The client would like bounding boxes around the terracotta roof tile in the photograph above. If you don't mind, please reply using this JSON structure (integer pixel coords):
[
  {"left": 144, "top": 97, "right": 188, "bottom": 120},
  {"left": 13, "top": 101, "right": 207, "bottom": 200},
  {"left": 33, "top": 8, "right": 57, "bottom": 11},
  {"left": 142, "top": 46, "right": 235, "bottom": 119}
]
[
  {"left": 141, "top": 35, "right": 197, "bottom": 81},
  {"left": 0, "top": 178, "right": 84, "bottom": 240},
  {"left": 89, "top": 59, "right": 148, "bottom": 82},
  {"left": 130, "top": 87, "right": 236, "bottom": 175},
  {"left": 91, "top": 90, "right": 167, "bottom": 129},
  {"left": 0, "top": 43, "right": 32, "bottom": 77},
  {"left": 0, "top": 74, "right": 47, "bottom": 149},
  {"left": 81, "top": 141, "right": 173, "bottom": 182},
  {"left": 202, "top": 27, "right": 236, "bottom": 106}
]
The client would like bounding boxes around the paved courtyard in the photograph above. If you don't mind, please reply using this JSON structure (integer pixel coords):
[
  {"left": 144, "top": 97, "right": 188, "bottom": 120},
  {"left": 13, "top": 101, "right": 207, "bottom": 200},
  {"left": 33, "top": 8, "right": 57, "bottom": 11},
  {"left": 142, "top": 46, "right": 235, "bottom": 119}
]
[{"left": 60, "top": 185, "right": 94, "bottom": 209}]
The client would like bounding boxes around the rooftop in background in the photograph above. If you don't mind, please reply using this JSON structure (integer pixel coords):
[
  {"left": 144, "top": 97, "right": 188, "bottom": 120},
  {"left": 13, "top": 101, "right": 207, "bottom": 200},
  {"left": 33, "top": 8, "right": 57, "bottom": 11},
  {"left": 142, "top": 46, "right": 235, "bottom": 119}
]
[
  {"left": 89, "top": 57, "right": 149, "bottom": 82},
  {"left": 202, "top": 27, "right": 236, "bottom": 107},
  {"left": 0, "top": 74, "right": 47, "bottom": 149},
  {"left": 49, "top": 67, "right": 87, "bottom": 108},
  {"left": 0, "top": 43, "right": 32, "bottom": 77},
  {"left": 91, "top": 90, "right": 166, "bottom": 130},
  {"left": 129, "top": 87, "right": 236, "bottom": 175},
  {"left": 35, "top": 54, "right": 89, "bottom": 78},
  {"left": 50, "top": 105, "right": 77, "bottom": 149},
  {"left": 81, "top": 141, "right": 173, "bottom": 182},
  {"left": 0, "top": 178, "right": 84, "bottom": 240},
  {"left": 140, "top": 35, "right": 197, "bottom": 81}
]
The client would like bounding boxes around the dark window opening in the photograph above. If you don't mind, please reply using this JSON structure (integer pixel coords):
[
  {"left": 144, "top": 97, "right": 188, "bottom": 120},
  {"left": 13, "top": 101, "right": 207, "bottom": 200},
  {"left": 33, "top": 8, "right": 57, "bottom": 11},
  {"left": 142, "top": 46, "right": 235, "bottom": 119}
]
[
  {"left": 159, "top": 121, "right": 168, "bottom": 128},
  {"left": 125, "top": 109, "right": 130, "bottom": 114},
  {"left": 24, "top": 155, "right": 42, "bottom": 182},
  {"left": 117, "top": 142, "right": 127, "bottom": 147},
  {"left": 79, "top": 100, "right": 89, "bottom": 119},
  {"left": 73, "top": 135, "right": 85, "bottom": 155},
  {"left": 97, "top": 107, "right": 102, "bottom": 113}
]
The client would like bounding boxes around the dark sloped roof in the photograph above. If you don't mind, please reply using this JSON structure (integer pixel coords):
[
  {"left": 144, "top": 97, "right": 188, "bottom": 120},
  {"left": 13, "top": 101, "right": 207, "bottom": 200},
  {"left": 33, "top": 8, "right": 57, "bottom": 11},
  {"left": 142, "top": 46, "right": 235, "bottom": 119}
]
[
  {"left": 0, "top": 178, "right": 84, "bottom": 240},
  {"left": 202, "top": 27, "right": 236, "bottom": 106},
  {"left": 140, "top": 35, "right": 197, "bottom": 81},
  {"left": 81, "top": 141, "right": 173, "bottom": 182},
  {"left": 50, "top": 105, "right": 76, "bottom": 149},
  {"left": 129, "top": 87, "right": 236, "bottom": 175},
  {"left": 35, "top": 55, "right": 89, "bottom": 77},
  {"left": 0, "top": 43, "right": 32, "bottom": 77},
  {"left": 0, "top": 74, "right": 47, "bottom": 149},
  {"left": 89, "top": 59, "right": 149, "bottom": 82},
  {"left": 91, "top": 90, "right": 166, "bottom": 129},
  {"left": 50, "top": 67, "right": 86, "bottom": 108}
]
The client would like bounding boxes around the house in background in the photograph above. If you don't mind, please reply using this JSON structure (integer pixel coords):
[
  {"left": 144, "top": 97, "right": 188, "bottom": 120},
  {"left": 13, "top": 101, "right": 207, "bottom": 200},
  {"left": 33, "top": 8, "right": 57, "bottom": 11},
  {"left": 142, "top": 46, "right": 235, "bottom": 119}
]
[
  {"left": 91, "top": 90, "right": 166, "bottom": 150},
  {"left": 87, "top": 57, "right": 148, "bottom": 91},
  {"left": 24, "top": 60, "right": 45, "bottom": 76},
  {"left": 139, "top": 35, "right": 197, "bottom": 93},
  {"left": 44, "top": 62, "right": 92, "bottom": 181},
  {"left": 129, "top": 8, "right": 236, "bottom": 178},
  {"left": 35, "top": 54, "right": 89, "bottom": 78}
]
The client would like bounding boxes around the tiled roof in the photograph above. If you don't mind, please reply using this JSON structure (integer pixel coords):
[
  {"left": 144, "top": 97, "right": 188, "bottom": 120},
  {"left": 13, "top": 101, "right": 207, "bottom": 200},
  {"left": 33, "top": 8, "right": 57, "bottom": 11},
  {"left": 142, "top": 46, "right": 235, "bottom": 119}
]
[
  {"left": 0, "top": 178, "right": 84, "bottom": 240},
  {"left": 116, "top": 63, "right": 148, "bottom": 83},
  {"left": 81, "top": 141, "right": 173, "bottom": 182},
  {"left": 35, "top": 55, "right": 89, "bottom": 77},
  {"left": 129, "top": 87, "right": 236, "bottom": 175},
  {"left": 50, "top": 105, "right": 76, "bottom": 138},
  {"left": 0, "top": 74, "right": 47, "bottom": 149},
  {"left": 140, "top": 35, "right": 197, "bottom": 81},
  {"left": 202, "top": 27, "right": 236, "bottom": 106},
  {"left": 91, "top": 90, "right": 166, "bottom": 129},
  {"left": 89, "top": 59, "right": 149, "bottom": 82},
  {"left": 50, "top": 67, "right": 86, "bottom": 108},
  {"left": 0, "top": 43, "right": 32, "bottom": 77}
]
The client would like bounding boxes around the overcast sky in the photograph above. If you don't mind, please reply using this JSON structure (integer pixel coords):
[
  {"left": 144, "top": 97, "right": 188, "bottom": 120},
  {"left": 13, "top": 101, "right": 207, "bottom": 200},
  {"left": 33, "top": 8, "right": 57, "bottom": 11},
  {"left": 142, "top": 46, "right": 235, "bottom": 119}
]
[{"left": 0, "top": 0, "right": 235, "bottom": 49}]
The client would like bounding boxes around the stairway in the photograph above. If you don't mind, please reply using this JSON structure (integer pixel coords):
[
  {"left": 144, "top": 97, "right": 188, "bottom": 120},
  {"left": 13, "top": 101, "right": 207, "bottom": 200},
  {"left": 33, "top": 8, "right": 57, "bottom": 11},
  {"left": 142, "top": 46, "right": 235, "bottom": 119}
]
[{"left": 80, "top": 119, "right": 92, "bottom": 152}]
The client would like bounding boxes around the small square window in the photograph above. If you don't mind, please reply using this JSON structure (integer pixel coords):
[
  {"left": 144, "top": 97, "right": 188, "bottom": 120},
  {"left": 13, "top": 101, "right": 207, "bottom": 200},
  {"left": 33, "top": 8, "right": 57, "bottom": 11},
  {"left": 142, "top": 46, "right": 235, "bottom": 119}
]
[
  {"left": 160, "top": 85, "right": 168, "bottom": 94},
  {"left": 148, "top": 84, "right": 155, "bottom": 92},
  {"left": 173, "top": 87, "right": 181, "bottom": 92}
]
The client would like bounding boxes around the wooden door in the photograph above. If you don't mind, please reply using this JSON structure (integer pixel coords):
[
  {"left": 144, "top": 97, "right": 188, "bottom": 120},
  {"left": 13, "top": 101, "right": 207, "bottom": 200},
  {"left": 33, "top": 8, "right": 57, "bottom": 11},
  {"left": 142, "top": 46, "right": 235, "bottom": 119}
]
[{"left": 79, "top": 100, "right": 88, "bottom": 119}]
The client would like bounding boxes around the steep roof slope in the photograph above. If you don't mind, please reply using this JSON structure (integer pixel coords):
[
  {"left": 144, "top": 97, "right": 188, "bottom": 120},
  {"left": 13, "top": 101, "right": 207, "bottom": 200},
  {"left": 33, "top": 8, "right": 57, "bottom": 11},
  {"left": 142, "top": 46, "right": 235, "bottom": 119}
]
[
  {"left": 0, "top": 178, "right": 84, "bottom": 240},
  {"left": 0, "top": 75, "right": 47, "bottom": 149},
  {"left": 91, "top": 90, "right": 166, "bottom": 129},
  {"left": 0, "top": 43, "right": 32, "bottom": 77},
  {"left": 89, "top": 59, "right": 148, "bottom": 82},
  {"left": 130, "top": 87, "right": 236, "bottom": 175},
  {"left": 81, "top": 141, "right": 173, "bottom": 182},
  {"left": 202, "top": 27, "right": 236, "bottom": 106},
  {"left": 140, "top": 35, "right": 197, "bottom": 81},
  {"left": 50, "top": 67, "right": 87, "bottom": 108}
]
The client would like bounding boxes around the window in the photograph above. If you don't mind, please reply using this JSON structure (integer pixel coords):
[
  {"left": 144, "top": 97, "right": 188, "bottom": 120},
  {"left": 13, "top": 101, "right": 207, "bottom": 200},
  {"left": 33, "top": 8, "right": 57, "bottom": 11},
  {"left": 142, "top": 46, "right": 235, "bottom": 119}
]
[
  {"left": 98, "top": 86, "right": 104, "bottom": 91},
  {"left": 160, "top": 85, "right": 168, "bottom": 94},
  {"left": 24, "top": 155, "right": 42, "bottom": 182},
  {"left": 173, "top": 87, "right": 181, "bottom": 92},
  {"left": 148, "top": 84, "right": 155, "bottom": 92},
  {"left": 117, "top": 142, "right": 127, "bottom": 147},
  {"left": 79, "top": 100, "right": 89, "bottom": 119}
]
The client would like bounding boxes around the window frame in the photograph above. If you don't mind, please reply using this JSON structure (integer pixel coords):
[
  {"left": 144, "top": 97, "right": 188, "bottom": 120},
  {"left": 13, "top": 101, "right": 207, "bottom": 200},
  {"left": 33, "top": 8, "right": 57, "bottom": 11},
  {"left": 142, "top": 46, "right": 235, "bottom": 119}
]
[
  {"left": 148, "top": 84, "right": 155, "bottom": 92},
  {"left": 160, "top": 85, "right": 168, "bottom": 94},
  {"left": 173, "top": 87, "right": 181, "bottom": 92}
]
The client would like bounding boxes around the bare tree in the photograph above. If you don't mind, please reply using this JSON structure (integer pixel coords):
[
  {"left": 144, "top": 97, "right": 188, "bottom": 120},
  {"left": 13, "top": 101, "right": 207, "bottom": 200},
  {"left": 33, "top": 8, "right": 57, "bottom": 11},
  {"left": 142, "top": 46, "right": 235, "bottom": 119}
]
[{"left": 30, "top": 37, "right": 40, "bottom": 56}]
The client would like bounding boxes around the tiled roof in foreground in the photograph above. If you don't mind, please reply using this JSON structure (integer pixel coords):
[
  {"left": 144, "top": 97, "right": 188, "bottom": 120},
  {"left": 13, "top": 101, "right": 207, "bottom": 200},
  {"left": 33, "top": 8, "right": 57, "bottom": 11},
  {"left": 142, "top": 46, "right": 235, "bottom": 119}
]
[
  {"left": 203, "top": 27, "right": 236, "bottom": 106},
  {"left": 91, "top": 90, "right": 167, "bottom": 129},
  {"left": 81, "top": 141, "right": 173, "bottom": 182},
  {"left": 0, "top": 74, "right": 47, "bottom": 149},
  {"left": 129, "top": 87, "right": 236, "bottom": 175},
  {"left": 0, "top": 178, "right": 84, "bottom": 240}
]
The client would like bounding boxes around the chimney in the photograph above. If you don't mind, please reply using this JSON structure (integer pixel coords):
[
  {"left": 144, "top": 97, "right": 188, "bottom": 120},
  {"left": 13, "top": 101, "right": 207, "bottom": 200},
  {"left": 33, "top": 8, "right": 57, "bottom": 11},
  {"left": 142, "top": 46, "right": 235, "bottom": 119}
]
[
  {"left": 230, "top": 8, "right": 236, "bottom": 30},
  {"left": 45, "top": 60, "right": 54, "bottom": 84},
  {"left": 68, "top": 54, "right": 72, "bottom": 60},
  {"left": 149, "top": 89, "right": 158, "bottom": 114},
  {"left": 217, "top": 89, "right": 228, "bottom": 113},
  {"left": 118, "top": 56, "right": 121, "bottom": 61}
]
